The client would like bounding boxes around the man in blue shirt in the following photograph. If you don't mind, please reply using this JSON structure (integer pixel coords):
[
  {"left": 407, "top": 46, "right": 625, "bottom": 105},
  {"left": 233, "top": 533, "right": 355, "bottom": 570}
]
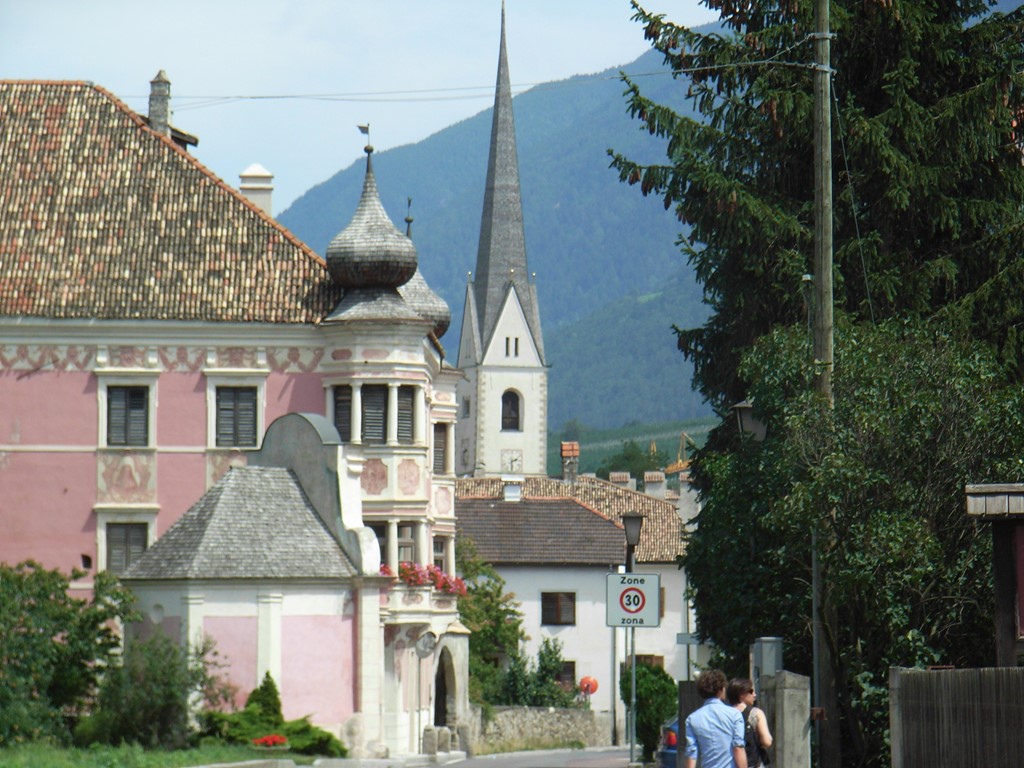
[{"left": 685, "top": 669, "right": 747, "bottom": 768}]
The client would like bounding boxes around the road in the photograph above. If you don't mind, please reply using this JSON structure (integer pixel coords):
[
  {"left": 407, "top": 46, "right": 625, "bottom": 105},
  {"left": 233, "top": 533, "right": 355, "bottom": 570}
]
[{"left": 449, "top": 747, "right": 632, "bottom": 768}]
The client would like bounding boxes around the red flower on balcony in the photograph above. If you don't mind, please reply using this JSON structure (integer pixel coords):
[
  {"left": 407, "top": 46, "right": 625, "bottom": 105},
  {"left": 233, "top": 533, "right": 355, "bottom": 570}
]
[{"left": 382, "top": 562, "right": 466, "bottom": 596}]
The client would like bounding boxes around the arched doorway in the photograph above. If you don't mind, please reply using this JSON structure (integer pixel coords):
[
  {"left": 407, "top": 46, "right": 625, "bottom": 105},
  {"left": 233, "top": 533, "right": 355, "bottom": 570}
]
[{"left": 434, "top": 647, "right": 456, "bottom": 727}]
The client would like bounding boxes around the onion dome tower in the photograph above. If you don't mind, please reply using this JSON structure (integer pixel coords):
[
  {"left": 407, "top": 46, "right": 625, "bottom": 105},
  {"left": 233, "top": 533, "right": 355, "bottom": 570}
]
[
  {"left": 323, "top": 143, "right": 428, "bottom": 326},
  {"left": 326, "top": 144, "right": 417, "bottom": 289}
]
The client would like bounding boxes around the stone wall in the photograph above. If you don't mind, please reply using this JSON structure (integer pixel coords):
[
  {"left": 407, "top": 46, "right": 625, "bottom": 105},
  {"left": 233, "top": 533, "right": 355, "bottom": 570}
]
[{"left": 461, "top": 705, "right": 612, "bottom": 754}]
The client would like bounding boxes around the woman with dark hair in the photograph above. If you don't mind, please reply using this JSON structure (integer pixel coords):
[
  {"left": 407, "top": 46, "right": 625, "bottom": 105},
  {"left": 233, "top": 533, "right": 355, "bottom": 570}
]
[{"left": 727, "top": 678, "right": 773, "bottom": 767}]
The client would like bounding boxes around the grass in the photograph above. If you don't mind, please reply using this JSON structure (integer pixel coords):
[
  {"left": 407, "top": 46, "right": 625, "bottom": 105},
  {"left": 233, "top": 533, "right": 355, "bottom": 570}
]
[
  {"left": 0, "top": 742, "right": 316, "bottom": 767},
  {"left": 472, "top": 737, "right": 587, "bottom": 755}
]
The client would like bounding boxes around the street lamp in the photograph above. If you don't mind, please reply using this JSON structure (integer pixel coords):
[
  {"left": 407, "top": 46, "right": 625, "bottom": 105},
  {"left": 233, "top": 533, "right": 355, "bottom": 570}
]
[
  {"left": 733, "top": 399, "right": 767, "bottom": 442},
  {"left": 621, "top": 512, "right": 644, "bottom": 767},
  {"left": 622, "top": 513, "right": 643, "bottom": 572}
]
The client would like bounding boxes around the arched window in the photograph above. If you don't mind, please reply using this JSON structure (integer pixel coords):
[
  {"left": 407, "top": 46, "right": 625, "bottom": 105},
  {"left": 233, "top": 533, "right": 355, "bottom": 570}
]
[{"left": 501, "top": 390, "right": 521, "bottom": 431}]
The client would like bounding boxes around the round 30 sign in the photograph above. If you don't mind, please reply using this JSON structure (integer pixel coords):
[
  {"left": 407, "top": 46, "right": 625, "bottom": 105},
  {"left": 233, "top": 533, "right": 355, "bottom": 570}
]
[{"left": 606, "top": 573, "right": 661, "bottom": 627}]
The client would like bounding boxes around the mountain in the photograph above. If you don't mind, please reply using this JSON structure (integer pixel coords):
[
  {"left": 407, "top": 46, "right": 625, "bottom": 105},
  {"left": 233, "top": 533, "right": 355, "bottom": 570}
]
[{"left": 278, "top": 48, "right": 710, "bottom": 430}]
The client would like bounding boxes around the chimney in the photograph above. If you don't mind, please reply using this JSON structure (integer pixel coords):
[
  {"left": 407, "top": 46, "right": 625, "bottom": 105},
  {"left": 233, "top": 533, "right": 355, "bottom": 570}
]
[
  {"left": 502, "top": 480, "right": 522, "bottom": 502},
  {"left": 644, "top": 471, "right": 667, "bottom": 499},
  {"left": 560, "top": 441, "right": 580, "bottom": 482},
  {"left": 608, "top": 471, "right": 636, "bottom": 491},
  {"left": 148, "top": 70, "right": 171, "bottom": 137},
  {"left": 239, "top": 164, "right": 274, "bottom": 215}
]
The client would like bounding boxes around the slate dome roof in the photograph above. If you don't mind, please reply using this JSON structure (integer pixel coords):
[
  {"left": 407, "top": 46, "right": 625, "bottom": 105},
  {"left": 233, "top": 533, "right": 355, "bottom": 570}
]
[{"left": 325, "top": 147, "right": 417, "bottom": 289}]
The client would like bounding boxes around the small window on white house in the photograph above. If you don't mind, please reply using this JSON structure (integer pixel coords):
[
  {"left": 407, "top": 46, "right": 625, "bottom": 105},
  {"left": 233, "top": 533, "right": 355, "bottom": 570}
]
[
  {"left": 541, "top": 592, "right": 576, "bottom": 626},
  {"left": 556, "top": 661, "right": 576, "bottom": 687}
]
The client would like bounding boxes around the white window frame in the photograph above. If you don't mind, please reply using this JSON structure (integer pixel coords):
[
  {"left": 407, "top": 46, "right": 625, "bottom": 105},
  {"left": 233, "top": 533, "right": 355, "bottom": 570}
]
[
  {"left": 96, "top": 372, "right": 158, "bottom": 449},
  {"left": 94, "top": 504, "right": 159, "bottom": 573},
  {"left": 204, "top": 371, "right": 267, "bottom": 450}
]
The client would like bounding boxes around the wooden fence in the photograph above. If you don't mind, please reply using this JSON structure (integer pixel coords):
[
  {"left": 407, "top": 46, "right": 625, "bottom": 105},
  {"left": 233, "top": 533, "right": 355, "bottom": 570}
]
[{"left": 890, "top": 666, "right": 1024, "bottom": 768}]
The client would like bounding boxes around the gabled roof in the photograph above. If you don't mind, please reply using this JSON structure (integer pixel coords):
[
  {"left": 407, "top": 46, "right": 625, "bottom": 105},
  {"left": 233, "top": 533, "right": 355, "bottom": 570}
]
[
  {"left": 123, "top": 466, "right": 357, "bottom": 581},
  {"left": 0, "top": 80, "right": 340, "bottom": 324},
  {"left": 456, "top": 497, "right": 624, "bottom": 566},
  {"left": 456, "top": 475, "right": 683, "bottom": 564}
]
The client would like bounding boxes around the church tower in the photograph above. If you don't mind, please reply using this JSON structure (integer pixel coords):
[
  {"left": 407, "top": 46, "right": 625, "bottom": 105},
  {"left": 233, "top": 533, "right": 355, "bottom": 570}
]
[{"left": 456, "top": 5, "right": 547, "bottom": 477}]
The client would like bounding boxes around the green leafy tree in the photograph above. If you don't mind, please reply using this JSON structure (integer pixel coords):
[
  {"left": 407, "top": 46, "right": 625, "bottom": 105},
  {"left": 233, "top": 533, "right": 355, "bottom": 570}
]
[
  {"left": 595, "top": 439, "right": 668, "bottom": 489},
  {"left": 530, "top": 638, "right": 577, "bottom": 708},
  {"left": 456, "top": 538, "right": 526, "bottom": 705},
  {"left": 619, "top": 659, "right": 677, "bottom": 761},
  {"left": 0, "top": 561, "right": 136, "bottom": 745},
  {"left": 684, "top": 318, "right": 1024, "bottom": 766}
]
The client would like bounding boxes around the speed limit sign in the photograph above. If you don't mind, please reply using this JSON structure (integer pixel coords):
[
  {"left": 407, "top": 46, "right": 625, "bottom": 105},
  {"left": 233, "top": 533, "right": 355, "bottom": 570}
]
[{"left": 606, "top": 573, "right": 661, "bottom": 627}]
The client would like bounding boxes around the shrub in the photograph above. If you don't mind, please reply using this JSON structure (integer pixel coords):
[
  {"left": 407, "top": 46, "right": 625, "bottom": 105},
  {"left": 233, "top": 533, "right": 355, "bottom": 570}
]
[
  {"left": 245, "top": 672, "right": 283, "bottom": 727},
  {"left": 620, "top": 659, "right": 677, "bottom": 761},
  {"left": 200, "top": 673, "right": 347, "bottom": 758},
  {"left": 75, "top": 632, "right": 232, "bottom": 750}
]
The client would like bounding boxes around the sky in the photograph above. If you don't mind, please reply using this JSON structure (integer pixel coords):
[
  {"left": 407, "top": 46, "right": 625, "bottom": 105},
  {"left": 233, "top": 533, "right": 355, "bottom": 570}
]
[{"left": 2, "top": 1, "right": 718, "bottom": 214}]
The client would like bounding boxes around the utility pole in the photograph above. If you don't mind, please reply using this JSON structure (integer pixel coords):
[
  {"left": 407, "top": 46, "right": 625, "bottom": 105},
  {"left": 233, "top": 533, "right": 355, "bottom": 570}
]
[{"left": 812, "top": 0, "right": 841, "bottom": 764}]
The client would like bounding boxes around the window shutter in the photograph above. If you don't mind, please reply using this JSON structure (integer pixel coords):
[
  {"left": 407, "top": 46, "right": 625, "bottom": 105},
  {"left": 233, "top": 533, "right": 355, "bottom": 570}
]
[
  {"left": 541, "top": 593, "right": 557, "bottom": 625},
  {"left": 334, "top": 385, "right": 352, "bottom": 442},
  {"left": 107, "top": 523, "right": 147, "bottom": 575},
  {"left": 362, "top": 385, "right": 387, "bottom": 444},
  {"left": 235, "top": 388, "right": 257, "bottom": 446},
  {"left": 127, "top": 524, "right": 147, "bottom": 565},
  {"left": 433, "top": 423, "right": 447, "bottom": 474},
  {"left": 217, "top": 387, "right": 257, "bottom": 447},
  {"left": 107, "top": 524, "right": 127, "bottom": 574},
  {"left": 108, "top": 386, "right": 148, "bottom": 446},
  {"left": 216, "top": 390, "right": 236, "bottom": 446},
  {"left": 108, "top": 388, "right": 127, "bottom": 446},
  {"left": 397, "top": 386, "right": 414, "bottom": 444},
  {"left": 559, "top": 592, "right": 576, "bottom": 624},
  {"left": 126, "top": 388, "right": 148, "bottom": 446}
]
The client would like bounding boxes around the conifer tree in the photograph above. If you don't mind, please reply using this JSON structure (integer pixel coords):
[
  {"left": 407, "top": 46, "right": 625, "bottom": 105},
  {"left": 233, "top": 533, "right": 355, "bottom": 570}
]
[{"left": 610, "top": 0, "right": 1024, "bottom": 410}]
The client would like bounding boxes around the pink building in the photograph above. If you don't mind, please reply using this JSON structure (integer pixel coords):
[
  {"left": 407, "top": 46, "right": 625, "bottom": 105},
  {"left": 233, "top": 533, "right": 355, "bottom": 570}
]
[{"left": 0, "top": 74, "right": 467, "bottom": 757}]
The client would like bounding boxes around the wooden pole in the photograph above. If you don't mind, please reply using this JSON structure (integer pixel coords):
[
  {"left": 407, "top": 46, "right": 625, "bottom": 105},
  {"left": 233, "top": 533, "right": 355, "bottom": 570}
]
[{"left": 812, "top": 0, "right": 840, "bottom": 765}]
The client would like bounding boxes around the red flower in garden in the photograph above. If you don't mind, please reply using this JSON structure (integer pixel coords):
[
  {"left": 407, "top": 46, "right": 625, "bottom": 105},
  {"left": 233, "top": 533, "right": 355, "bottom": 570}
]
[{"left": 252, "top": 733, "right": 287, "bottom": 747}]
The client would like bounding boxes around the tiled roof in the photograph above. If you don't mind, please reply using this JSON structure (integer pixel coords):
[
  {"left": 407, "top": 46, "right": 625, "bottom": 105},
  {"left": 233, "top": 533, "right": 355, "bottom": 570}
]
[
  {"left": 0, "top": 81, "right": 340, "bottom": 323},
  {"left": 123, "top": 467, "right": 356, "bottom": 580},
  {"left": 456, "top": 475, "right": 683, "bottom": 564},
  {"left": 456, "top": 497, "right": 625, "bottom": 566}
]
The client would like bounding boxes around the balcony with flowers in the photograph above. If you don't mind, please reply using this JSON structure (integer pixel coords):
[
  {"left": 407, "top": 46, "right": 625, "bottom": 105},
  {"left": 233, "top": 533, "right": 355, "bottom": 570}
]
[{"left": 380, "top": 562, "right": 466, "bottom": 621}]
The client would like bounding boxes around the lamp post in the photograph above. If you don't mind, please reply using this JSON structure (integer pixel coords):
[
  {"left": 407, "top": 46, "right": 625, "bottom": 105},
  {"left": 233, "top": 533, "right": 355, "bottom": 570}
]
[{"left": 622, "top": 512, "right": 644, "bottom": 767}]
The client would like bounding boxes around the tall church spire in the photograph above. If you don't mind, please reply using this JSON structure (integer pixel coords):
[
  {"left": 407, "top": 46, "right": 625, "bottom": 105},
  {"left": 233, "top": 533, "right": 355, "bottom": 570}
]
[{"left": 471, "top": 3, "right": 545, "bottom": 363}]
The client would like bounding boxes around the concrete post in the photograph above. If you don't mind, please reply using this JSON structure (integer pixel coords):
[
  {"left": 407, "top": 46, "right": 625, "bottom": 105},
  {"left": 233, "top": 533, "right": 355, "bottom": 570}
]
[{"left": 760, "top": 671, "right": 811, "bottom": 768}]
